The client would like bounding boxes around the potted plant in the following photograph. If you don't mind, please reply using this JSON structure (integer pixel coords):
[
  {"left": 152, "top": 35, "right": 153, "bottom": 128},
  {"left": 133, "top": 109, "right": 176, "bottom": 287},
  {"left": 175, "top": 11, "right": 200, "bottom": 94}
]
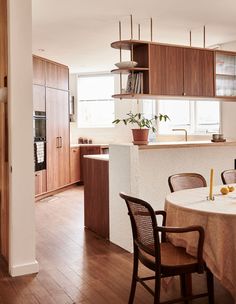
[{"left": 112, "top": 111, "right": 169, "bottom": 145}]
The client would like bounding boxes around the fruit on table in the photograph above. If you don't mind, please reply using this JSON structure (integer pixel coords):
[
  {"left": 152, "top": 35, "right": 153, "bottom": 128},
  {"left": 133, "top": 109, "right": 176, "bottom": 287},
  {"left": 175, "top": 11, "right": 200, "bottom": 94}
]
[
  {"left": 221, "top": 187, "right": 229, "bottom": 195},
  {"left": 228, "top": 186, "right": 235, "bottom": 192}
]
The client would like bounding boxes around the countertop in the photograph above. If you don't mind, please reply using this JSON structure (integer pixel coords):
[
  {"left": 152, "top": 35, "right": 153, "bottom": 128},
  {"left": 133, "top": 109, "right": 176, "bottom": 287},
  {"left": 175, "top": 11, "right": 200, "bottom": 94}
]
[
  {"left": 138, "top": 140, "right": 236, "bottom": 150},
  {"left": 70, "top": 143, "right": 109, "bottom": 148},
  {"left": 83, "top": 154, "right": 109, "bottom": 161}
]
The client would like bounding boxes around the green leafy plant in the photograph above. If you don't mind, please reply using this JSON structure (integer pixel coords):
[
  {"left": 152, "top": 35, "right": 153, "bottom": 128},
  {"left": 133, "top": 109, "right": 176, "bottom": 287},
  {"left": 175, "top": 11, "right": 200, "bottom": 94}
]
[{"left": 112, "top": 112, "right": 170, "bottom": 133}]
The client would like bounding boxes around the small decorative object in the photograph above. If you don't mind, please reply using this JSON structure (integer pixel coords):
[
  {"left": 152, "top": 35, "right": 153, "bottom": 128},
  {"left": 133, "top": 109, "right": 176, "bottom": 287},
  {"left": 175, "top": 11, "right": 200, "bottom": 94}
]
[
  {"left": 207, "top": 169, "right": 215, "bottom": 201},
  {"left": 83, "top": 138, "right": 88, "bottom": 144},
  {"left": 112, "top": 111, "right": 169, "bottom": 145},
  {"left": 88, "top": 139, "right": 93, "bottom": 144},
  {"left": 220, "top": 186, "right": 229, "bottom": 195},
  {"left": 115, "top": 61, "right": 138, "bottom": 69},
  {"left": 78, "top": 137, "right": 84, "bottom": 144},
  {"left": 211, "top": 133, "right": 226, "bottom": 142}
]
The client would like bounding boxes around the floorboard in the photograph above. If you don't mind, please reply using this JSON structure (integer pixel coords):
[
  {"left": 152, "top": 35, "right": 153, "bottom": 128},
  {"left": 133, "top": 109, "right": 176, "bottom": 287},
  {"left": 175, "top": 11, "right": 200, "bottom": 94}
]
[{"left": 0, "top": 186, "right": 233, "bottom": 303}]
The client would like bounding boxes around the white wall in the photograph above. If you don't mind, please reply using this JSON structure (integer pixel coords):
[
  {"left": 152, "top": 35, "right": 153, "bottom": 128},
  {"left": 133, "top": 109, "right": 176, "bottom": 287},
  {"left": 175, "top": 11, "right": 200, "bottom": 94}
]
[{"left": 8, "top": 0, "right": 38, "bottom": 276}]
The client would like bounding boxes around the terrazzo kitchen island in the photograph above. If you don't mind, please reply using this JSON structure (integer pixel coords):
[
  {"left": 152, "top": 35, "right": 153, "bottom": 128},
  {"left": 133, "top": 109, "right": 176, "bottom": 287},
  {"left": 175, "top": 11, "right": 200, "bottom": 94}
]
[{"left": 109, "top": 141, "right": 236, "bottom": 252}]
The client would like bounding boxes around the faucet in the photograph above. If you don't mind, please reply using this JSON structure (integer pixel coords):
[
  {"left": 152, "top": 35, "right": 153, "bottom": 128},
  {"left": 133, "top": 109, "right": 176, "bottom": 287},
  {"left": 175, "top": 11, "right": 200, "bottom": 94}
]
[{"left": 172, "top": 128, "right": 188, "bottom": 142}]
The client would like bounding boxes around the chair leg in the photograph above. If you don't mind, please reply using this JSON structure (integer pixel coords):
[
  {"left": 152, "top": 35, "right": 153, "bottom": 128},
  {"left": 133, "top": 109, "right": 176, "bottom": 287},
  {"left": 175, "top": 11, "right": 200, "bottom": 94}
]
[
  {"left": 180, "top": 274, "right": 190, "bottom": 304},
  {"left": 206, "top": 269, "right": 214, "bottom": 304},
  {"left": 128, "top": 249, "right": 139, "bottom": 304},
  {"left": 153, "top": 272, "right": 161, "bottom": 304}
]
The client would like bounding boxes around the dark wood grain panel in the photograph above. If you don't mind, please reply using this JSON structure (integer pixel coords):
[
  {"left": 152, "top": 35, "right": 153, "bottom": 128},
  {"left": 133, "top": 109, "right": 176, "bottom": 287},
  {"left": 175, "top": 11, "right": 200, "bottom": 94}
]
[
  {"left": 80, "top": 146, "right": 101, "bottom": 182},
  {"left": 184, "top": 48, "right": 214, "bottom": 97},
  {"left": 200, "top": 50, "right": 214, "bottom": 97},
  {"left": 84, "top": 159, "right": 109, "bottom": 239},
  {"left": 150, "top": 45, "right": 184, "bottom": 95}
]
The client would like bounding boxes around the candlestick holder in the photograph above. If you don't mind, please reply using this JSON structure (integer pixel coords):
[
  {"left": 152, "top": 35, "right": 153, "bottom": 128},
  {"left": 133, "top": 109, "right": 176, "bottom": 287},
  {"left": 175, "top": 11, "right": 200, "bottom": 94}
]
[{"left": 206, "top": 195, "right": 215, "bottom": 201}]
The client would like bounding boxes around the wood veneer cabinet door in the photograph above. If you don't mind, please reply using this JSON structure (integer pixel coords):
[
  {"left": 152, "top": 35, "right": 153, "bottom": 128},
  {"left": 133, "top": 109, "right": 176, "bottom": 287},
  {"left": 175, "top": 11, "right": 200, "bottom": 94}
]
[
  {"left": 70, "top": 148, "right": 80, "bottom": 183},
  {"left": 184, "top": 48, "right": 214, "bottom": 97},
  {"left": 46, "top": 61, "right": 58, "bottom": 88},
  {"left": 35, "top": 170, "right": 47, "bottom": 195},
  {"left": 57, "top": 90, "right": 70, "bottom": 187},
  {"left": 33, "top": 56, "right": 45, "bottom": 86},
  {"left": 150, "top": 45, "right": 184, "bottom": 95},
  {"left": 58, "top": 66, "right": 69, "bottom": 91},
  {"left": 46, "top": 88, "right": 60, "bottom": 191}
]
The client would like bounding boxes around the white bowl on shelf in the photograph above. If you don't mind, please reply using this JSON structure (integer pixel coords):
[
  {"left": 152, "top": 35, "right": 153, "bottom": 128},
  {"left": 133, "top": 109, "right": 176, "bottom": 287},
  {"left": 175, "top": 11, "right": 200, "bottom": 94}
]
[{"left": 115, "top": 61, "right": 138, "bottom": 69}]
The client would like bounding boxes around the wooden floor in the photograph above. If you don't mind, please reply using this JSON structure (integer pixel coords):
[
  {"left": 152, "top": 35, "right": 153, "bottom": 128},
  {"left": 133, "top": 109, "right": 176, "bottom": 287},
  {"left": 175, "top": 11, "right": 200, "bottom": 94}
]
[{"left": 0, "top": 186, "right": 234, "bottom": 303}]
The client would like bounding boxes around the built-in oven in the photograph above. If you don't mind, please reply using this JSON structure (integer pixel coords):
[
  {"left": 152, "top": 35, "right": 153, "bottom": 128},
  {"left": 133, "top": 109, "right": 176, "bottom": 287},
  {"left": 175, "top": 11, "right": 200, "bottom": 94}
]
[{"left": 33, "top": 111, "right": 46, "bottom": 171}]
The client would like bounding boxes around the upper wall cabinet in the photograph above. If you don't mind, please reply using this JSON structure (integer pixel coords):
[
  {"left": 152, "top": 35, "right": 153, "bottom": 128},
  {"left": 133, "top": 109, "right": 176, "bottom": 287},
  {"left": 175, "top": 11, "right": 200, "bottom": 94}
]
[
  {"left": 184, "top": 48, "right": 214, "bottom": 97},
  {"left": 33, "top": 56, "right": 46, "bottom": 86},
  {"left": 215, "top": 52, "right": 236, "bottom": 98},
  {"left": 46, "top": 61, "right": 69, "bottom": 90},
  {"left": 150, "top": 45, "right": 184, "bottom": 96},
  {"left": 111, "top": 40, "right": 236, "bottom": 100}
]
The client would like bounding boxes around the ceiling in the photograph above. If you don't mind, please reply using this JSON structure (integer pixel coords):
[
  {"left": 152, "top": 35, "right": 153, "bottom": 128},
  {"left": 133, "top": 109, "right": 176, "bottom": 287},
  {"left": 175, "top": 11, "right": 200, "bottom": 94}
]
[{"left": 32, "top": 0, "right": 236, "bottom": 73}]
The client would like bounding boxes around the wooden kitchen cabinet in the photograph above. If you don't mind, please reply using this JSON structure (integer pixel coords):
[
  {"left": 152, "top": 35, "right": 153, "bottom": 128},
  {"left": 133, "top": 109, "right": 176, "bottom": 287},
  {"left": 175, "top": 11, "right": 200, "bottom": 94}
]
[
  {"left": 84, "top": 157, "right": 109, "bottom": 239},
  {"left": 111, "top": 40, "right": 218, "bottom": 99},
  {"left": 70, "top": 147, "right": 80, "bottom": 183},
  {"left": 35, "top": 170, "right": 47, "bottom": 195},
  {"left": 80, "top": 146, "right": 102, "bottom": 182},
  {"left": 33, "top": 56, "right": 70, "bottom": 197},
  {"left": 46, "top": 88, "right": 70, "bottom": 191},
  {"left": 150, "top": 45, "right": 184, "bottom": 95},
  {"left": 184, "top": 48, "right": 214, "bottom": 97},
  {"left": 46, "top": 61, "right": 69, "bottom": 90},
  {"left": 33, "top": 56, "right": 45, "bottom": 86}
]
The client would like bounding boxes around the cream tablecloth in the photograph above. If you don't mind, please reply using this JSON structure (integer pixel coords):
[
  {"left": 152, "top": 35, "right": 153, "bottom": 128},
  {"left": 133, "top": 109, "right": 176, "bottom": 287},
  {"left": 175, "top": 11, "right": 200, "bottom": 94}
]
[{"left": 165, "top": 185, "right": 236, "bottom": 300}]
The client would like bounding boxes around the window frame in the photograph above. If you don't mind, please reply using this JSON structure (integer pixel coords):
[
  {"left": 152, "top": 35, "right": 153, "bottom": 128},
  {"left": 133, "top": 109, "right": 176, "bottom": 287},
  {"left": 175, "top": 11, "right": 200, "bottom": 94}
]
[
  {"left": 77, "top": 72, "right": 115, "bottom": 128},
  {"left": 143, "top": 99, "right": 221, "bottom": 135}
]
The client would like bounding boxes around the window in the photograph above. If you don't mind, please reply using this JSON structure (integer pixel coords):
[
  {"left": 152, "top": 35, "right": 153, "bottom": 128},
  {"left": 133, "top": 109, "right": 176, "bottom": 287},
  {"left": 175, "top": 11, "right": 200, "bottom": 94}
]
[
  {"left": 143, "top": 99, "right": 220, "bottom": 135},
  {"left": 77, "top": 74, "right": 114, "bottom": 128}
]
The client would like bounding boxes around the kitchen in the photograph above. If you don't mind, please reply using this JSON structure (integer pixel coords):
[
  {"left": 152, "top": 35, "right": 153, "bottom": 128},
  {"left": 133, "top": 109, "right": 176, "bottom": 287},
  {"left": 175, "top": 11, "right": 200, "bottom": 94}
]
[{"left": 2, "top": 0, "right": 235, "bottom": 302}]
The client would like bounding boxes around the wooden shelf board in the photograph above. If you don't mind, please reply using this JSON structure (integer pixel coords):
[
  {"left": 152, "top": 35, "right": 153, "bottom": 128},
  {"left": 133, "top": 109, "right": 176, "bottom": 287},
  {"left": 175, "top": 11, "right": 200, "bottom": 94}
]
[
  {"left": 111, "top": 67, "right": 149, "bottom": 74},
  {"left": 112, "top": 93, "right": 236, "bottom": 101},
  {"left": 216, "top": 73, "right": 236, "bottom": 77},
  {"left": 111, "top": 40, "right": 149, "bottom": 50}
]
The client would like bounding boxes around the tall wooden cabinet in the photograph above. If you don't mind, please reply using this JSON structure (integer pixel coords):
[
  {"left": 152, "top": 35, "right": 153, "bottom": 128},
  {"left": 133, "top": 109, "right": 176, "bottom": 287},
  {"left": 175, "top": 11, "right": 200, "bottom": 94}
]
[{"left": 33, "top": 55, "right": 70, "bottom": 195}]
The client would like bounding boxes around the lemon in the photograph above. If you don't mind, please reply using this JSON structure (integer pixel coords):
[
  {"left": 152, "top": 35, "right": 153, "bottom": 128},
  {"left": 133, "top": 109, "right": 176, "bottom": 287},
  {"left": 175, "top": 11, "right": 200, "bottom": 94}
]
[
  {"left": 228, "top": 186, "right": 235, "bottom": 192},
  {"left": 221, "top": 187, "right": 229, "bottom": 195}
]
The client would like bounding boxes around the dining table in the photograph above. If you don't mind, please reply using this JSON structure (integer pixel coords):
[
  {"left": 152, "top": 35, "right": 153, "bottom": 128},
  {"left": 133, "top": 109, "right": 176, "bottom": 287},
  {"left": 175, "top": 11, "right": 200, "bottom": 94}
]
[{"left": 165, "top": 185, "right": 236, "bottom": 301}]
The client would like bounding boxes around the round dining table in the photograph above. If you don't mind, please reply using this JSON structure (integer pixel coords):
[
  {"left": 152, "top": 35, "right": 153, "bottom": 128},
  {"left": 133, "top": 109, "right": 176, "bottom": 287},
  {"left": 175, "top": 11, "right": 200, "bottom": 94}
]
[{"left": 165, "top": 185, "right": 236, "bottom": 301}]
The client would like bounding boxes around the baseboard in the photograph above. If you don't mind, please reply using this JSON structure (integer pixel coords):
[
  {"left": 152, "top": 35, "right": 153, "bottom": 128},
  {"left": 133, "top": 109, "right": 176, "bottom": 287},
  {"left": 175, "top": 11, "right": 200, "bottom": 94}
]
[{"left": 9, "top": 260, "right": 39, "bottom": 277}]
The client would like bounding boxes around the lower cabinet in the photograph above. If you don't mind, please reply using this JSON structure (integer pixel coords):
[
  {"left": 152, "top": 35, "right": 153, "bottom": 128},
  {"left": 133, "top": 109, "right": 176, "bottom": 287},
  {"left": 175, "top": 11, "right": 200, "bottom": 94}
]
[
  {"left": 84, "top": 157, "right": 109, "bottom": 239},
  {"left": 35, "top": 170, "right": 47, "bottom": 195},
  {"left": 80, "top": 146, "right": 102, "bottom": 181},
  {"left": 70, "top": 147, "right": 80, "bottom": 183}
]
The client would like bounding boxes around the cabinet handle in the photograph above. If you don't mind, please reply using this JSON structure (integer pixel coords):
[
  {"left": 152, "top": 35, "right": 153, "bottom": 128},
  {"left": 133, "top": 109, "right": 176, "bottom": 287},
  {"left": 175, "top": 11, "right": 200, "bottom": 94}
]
[
  {"left": 56, "top": 137, "right": 59, "bottom": 148},
  {"left": 60, "top": 137, "right": 63, "bottom": 148},
  {"left": 183, "top": 92, "right": 186, "bottom": 96}
]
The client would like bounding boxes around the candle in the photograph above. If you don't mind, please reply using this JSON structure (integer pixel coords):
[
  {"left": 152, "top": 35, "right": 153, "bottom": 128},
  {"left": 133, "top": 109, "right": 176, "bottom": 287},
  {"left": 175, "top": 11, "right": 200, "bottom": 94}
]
[{"left": 209, "top": 168, "right": 214, "bottom": 200}]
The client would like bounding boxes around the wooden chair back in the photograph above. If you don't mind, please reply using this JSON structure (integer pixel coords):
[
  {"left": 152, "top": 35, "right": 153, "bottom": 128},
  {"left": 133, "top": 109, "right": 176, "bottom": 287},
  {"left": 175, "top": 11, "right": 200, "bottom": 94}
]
[
  {"left": 221, "top": 169, "right": 236, "bottom": 185},
  {"left": 168, "top": 173, "right": 207, "bottom": 193}
]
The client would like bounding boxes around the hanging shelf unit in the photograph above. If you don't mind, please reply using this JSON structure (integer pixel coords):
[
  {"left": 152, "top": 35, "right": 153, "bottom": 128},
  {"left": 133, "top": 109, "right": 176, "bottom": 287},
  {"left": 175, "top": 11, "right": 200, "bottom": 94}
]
[{"left": 111, "top": 17, "right": 236, "bottom": 101}]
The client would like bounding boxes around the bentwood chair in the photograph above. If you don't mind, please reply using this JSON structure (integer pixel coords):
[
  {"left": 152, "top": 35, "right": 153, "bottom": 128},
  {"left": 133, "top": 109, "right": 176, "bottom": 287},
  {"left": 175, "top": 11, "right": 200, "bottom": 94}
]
[
  {"left": 120, "top": 192, "right": 214, "bottom": 304},
  {"left": 168, "top": 173, "right": 207, "bottom": 193},
  {"left": 221, "top": 169, "right": 236, "bottom": 185}
]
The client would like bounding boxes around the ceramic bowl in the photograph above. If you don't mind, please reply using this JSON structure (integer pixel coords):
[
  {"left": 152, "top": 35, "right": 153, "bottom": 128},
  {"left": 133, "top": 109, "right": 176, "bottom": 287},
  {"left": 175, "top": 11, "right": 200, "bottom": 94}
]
[{"left": 115, "top": 61, "right": 138, "bottom": 69}]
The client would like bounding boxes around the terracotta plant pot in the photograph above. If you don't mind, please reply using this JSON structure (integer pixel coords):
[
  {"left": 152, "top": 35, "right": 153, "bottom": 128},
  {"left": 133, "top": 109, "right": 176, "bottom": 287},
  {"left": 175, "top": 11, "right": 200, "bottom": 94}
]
[{"left": 132, "top": 129, "right": 149, "bottom": 145}]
